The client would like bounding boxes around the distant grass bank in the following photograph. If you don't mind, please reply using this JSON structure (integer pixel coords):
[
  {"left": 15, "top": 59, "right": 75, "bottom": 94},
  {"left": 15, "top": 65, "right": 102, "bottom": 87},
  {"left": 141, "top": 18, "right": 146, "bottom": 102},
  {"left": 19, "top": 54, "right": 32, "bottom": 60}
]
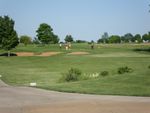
[{"left": 0, "top": 43, "right": 150, "bottom": 96}]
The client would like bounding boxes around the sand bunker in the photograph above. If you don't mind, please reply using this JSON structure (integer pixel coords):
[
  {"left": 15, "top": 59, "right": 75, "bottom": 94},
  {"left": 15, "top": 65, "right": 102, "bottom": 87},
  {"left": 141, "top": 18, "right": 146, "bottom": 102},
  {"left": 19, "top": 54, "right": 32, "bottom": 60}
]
[
  {"left": 68, "top": 52, "right": 89, "bottom": 55},
  {"left": 13, "top": 52, "right": 88, "bottom": 56},
  {"left": 16, "top": 52, "right": 34, "bottom": 56},
  {"left": 16, "top": 52, "right": 61, "bottom": 56},
  {"left": 37, "top": 52, "right": 61, "bottom": 56}
]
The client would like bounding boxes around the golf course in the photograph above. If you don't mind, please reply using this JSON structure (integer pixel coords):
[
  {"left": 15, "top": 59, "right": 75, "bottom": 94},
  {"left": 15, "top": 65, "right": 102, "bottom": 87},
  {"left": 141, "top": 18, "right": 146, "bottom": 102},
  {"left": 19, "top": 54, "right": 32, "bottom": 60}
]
[{"left": 0, "top": 43, "right": 150, "bottom": 96}]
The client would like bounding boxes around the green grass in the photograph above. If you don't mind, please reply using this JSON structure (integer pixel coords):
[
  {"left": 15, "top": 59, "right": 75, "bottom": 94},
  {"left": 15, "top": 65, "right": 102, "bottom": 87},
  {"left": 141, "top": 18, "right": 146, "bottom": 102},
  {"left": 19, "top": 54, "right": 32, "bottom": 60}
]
[{"left": 0, "top": 43, "right": 150, "bottom": 96}]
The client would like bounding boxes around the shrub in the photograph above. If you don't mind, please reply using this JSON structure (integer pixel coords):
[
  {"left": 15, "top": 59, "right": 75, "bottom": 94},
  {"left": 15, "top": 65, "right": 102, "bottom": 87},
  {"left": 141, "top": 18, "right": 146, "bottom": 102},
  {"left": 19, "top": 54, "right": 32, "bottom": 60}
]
[
  {"left": 20, "top": 35, "right": 32, "bottom": 46},
  {"left": 100, "top": 71, "right": 109, "bottom": 77},
  {"left": 60, "top": 68, "right": 82, "bottom": 82},
  {"left": 118, "top": 66, "right": 133, "bottom": 74},
  {"left": 148, "top": 65, "right": 150, "bottom": 69}
]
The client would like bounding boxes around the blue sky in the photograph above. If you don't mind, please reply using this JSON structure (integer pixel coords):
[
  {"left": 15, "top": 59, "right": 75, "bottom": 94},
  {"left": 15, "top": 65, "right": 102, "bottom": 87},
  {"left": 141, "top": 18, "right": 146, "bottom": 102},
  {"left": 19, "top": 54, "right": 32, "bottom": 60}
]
[{"left": 0, "top": 0, "right": 150, "bottom": 41}]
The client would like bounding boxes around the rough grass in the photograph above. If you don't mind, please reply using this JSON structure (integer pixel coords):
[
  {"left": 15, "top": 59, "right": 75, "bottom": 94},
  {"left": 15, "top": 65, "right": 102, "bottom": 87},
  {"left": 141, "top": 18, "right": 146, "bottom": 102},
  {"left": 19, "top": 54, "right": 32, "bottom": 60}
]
[{"left": 0, "top": 43, "right": 150, "bottom": 96}]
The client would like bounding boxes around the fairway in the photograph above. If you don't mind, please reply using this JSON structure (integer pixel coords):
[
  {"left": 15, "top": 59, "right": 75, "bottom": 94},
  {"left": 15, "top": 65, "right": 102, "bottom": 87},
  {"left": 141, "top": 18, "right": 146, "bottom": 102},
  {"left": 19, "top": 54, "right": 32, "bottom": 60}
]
[{"left": 0, "top": 43, "right": 150, "bottom": 96}]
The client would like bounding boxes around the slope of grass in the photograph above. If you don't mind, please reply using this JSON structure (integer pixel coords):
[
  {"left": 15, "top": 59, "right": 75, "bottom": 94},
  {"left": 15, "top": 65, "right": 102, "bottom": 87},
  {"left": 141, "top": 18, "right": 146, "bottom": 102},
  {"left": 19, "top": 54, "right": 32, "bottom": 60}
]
[{"left": 0, "top": 43, "right": 150, "bottom": 96}]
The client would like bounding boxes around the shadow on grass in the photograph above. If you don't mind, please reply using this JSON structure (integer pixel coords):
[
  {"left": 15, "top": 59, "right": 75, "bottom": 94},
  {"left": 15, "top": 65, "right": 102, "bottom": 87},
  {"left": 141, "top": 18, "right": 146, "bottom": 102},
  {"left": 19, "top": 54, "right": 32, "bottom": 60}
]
[
  {"left": 133, "top": 48, "right": 150, "bottom": 52},
  {"left": 0, "top": 53, "right": 17, "bottom": 56}
]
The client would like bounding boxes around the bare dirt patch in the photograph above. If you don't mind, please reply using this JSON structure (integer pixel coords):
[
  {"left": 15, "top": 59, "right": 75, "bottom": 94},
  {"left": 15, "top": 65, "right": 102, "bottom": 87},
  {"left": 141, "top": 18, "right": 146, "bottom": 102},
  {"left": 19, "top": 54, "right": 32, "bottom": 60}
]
[
  {"left": 15, "top": 52, "right": 61, "bottom": 56},
  {"left": 68, "top": 52, "right": 89, "bottom": 55}
]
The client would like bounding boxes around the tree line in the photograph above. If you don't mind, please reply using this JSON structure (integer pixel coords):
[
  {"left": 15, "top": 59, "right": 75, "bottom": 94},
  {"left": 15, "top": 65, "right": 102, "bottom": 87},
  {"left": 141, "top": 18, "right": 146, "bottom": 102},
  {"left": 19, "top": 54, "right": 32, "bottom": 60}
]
[
  {"left": 97, "top": 32, "right": 150, "bottom": 44},
  {"left": 20, "top": 25, "right": 75, "bottom": 45}
]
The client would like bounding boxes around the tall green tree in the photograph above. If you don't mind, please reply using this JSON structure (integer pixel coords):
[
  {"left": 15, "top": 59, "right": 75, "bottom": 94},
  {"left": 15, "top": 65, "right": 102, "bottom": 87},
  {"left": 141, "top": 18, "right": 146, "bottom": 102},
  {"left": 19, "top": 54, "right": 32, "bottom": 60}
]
[
  {"left": 97, "top": 38, "right": 104, "bottom": 43},
  {"left": 33, "top": 37, "right": 40, "bottom": 44},
  {"left": 134, "top": 34, "right": 142, "bottom": 43},
  {"left": 99, "top": 32, "right": 109, "bottom": 43},
  {"left": 102, "top": 32, "right": 109, "bottom": 43},
  {"left": 52, "top": 35, "right": 59, "bottom": 44},
  {"left": 64, "top": 35, "right": 74, "bottom": 42},
  {"left": 108, "top": 35, "right": 121, "bottom": 43},
  {"left": 123, "top": 33, "right": 134, "bottom": 43},
  {"left": 0, "top": 16, "right": 19, "bottom": 56},
  {"left": 142, "top": 33, "right": 150, "bottom": 42},
  {"left": 20, "top": 35, "right": 32, "bottom": 46},
  {"left": 36, "top": 23, "right": 59, "bottom": 44}
]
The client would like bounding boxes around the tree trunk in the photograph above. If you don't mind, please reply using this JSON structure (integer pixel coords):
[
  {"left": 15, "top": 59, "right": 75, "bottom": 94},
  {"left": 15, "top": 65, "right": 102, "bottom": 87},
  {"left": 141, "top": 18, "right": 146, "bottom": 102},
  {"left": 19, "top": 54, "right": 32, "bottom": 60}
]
[{"left": 8, "top": 51, "right": 10, "bottom": 57}]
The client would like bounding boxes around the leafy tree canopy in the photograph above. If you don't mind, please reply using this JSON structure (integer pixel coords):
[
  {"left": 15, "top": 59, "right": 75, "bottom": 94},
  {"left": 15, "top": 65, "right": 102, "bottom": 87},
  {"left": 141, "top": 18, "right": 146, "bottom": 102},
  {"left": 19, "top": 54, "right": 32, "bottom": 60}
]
[
  {"left": 134, "top": 34, "right": 142, "bottom": 43},
  {"left": 0, "top": 15, "right": 19, "bottom": 50},
  {"left": 108, "top": 35, "right": 121, "bottom": 43},
  {"left": 142, "top": 33, "right": 150, "bottom": 42},
  {"left": 123, "top": 33, "right": 134, "bottom": 42},
  {"left": 97, "top": 32, "right": 109, "bottom": 43},
  {"left": 36, "top": 23, "right": 59, "bottom": 44},
  {"left": 64, "top": 35, "right": 74, "bottom": 42},
  {"left": 33, "top": 37, "right": 40, "bottom": 44},
  {"left": 20, "top": 35, "right": 32, "bottom": 46}
]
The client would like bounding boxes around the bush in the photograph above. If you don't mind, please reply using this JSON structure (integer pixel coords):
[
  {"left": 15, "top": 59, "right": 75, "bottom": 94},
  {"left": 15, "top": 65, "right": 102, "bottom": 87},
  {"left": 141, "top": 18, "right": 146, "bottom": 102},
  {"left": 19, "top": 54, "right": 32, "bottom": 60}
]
[
  {"left": 60, "top": 68, "right": 82, "bottom": 82},
  {"left": 118, "top": 66, "right": 133, "bottom": 74},
  {"left": 100, "top": 71, "right": 109, "bottom": 77},
  {"left": 20, "top": 35, "right": 32, "bottom": 46}
]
